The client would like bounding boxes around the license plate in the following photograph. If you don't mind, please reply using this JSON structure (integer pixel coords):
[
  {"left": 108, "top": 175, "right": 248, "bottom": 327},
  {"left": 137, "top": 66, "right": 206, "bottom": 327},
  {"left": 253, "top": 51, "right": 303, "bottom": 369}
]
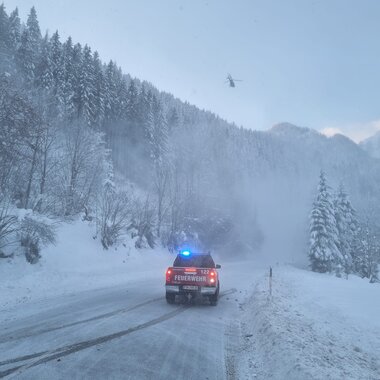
[{"left": 183, "top": 285, "right": 198, "bottom": 290}]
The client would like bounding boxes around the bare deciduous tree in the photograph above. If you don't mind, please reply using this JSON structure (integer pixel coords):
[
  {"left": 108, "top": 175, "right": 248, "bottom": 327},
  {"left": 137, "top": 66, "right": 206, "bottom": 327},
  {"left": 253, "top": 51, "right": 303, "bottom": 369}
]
[
  {"left": 98, "top": 184, "right": 131, "bottom": 249},
  {"left": 128, "top": 196, "right": 156, "bottom": 249},
  {"left": 58, "top": 121, "right": 107, "bottom": 216},
  {"left": 0, "top": 194, "right": 18, "bottom": 255}
]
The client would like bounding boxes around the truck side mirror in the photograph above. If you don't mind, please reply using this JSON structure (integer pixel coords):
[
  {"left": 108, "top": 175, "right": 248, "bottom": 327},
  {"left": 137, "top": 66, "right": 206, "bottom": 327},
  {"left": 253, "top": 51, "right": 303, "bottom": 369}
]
[{"left": 216, "top": 264, "right": 221, "bottom": 269}]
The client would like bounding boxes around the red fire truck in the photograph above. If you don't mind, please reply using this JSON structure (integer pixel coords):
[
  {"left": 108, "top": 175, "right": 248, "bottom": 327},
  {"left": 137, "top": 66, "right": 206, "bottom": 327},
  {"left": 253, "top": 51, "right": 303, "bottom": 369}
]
[{"left": 165, "top": 250, "right": 221, "bottom": 306}]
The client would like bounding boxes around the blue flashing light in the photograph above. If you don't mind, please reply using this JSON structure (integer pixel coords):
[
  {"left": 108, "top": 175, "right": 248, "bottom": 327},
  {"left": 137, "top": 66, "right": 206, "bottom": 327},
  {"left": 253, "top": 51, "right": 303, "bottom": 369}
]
[{"left": 181, "top": 250, "right": 191, "bottom": 256}]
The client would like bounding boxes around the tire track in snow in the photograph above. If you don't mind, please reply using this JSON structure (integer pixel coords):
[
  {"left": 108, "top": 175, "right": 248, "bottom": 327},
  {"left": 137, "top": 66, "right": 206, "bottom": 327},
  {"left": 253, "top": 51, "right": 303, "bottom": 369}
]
[
  {"left": 0, "top": 296, "right": 163, "bottom": 344},
  {"left": 0, "top": 288, "right": 236, "bottom": 379}
]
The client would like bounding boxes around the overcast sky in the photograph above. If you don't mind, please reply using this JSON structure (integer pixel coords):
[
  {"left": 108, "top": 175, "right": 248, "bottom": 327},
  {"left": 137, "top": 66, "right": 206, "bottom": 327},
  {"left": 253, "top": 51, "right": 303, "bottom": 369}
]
[{"left": 4, "top": 0, "right": 380, "bottom": 141}]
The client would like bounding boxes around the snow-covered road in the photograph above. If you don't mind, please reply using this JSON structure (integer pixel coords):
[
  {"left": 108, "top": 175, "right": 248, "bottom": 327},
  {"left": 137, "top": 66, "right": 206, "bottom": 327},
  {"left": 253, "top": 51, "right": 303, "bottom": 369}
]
[
  {"left": 0, "top": 261, "right": 259, "bottom": 380},
  {"left": 2, "top": 219, "right": 378, "bottom": 380},
  {"left": 2, "top": 260, "right": 380, "bottom": 380}
]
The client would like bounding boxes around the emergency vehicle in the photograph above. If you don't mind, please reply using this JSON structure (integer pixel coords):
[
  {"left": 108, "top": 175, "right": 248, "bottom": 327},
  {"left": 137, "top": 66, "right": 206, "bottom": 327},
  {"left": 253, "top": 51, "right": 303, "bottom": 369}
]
[{"left": 165, "top": 250, "right": 221, "bottom": 306}]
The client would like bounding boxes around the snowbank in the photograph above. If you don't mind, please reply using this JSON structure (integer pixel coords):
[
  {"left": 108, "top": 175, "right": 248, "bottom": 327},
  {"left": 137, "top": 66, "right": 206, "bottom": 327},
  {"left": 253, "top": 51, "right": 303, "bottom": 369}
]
[
  {"left": 238, "top": 266, "right": 380, "bottom": 379},
  {"left": 0, "top": 219, "right": 172, "bottom": 313}
]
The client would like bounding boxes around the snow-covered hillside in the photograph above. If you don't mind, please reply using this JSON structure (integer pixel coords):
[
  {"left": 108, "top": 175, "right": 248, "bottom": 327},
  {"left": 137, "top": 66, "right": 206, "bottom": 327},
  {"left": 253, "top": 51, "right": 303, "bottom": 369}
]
[
  {"left": 2, "top": 3, "right": 380, "bottom": 262},
  {"left": 0, "top": 220, "right": 171, "bottom": 312},
  {"left": 361, "top": 131, "right": 380, "bottom": 159}
]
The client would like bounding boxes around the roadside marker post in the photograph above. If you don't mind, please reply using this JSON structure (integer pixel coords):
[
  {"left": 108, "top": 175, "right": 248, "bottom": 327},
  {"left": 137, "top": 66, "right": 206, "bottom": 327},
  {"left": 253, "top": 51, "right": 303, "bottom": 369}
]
[{"left": 269, "top": 266, "right": 272, "bottom": 297}]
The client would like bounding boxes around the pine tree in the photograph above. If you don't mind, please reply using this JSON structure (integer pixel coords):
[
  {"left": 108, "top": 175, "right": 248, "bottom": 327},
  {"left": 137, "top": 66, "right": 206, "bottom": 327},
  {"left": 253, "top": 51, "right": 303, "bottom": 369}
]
[
  {"left": 353, "top": 221, "right": 380, "bottom": 282},
  {"left": 20, "top": 6, "right": 41, "bottom": 84},
  {"left": 136, "top": 86, "right": 152, "bottom": 155},
  {"left": 309, "top": 171, "right": 341, "bottom": 273},
  {"left": 26, "top": 7, "right": 41, "bottom": 44},
  {"left": 126, "top": 79, "right": 139, "bottom": 124},
  {"left": 60, "top": 37, "right": 76, "bottom": 120},
  {"left": 104, "top": 61, "right": 117, "bottom": 123},
  {"left": 148, "top": 95, "right": 170, "bottom": 237},
  {"left": 0, "top": 4, "right": 10, "bottom": 59},
  {"left": 370, "top": 237, "right": 380, "bottom": 283},
  {"left": 50, "top": 31, "right": 64, "bottom": 98},
  {"left": 150, "top": 95, "right": 168, "bottom": 167},
  {"left": 333, "top": 184, "right": 357, "bottom": 276},
  {"left": 92, "top": 51, "right": 105, "bottom": 128},
  {"left": 71, "top": 42, "right": 83, "bottom": 117},
  {"left": 167, "top": 107, "right": 179, "bottom": 134},
  {"left": 79, "top": 45, "right": 97, "bottom": 126},
  {"left": 8, "top": 7, "right": 20, "bottom": 53},
  {"left": 125, "top": 79, "right": 141, "bottom": 146},
  {"left": 115, "top": 75, "right": 128, "bottom": 121},
  {"left": 137, "top": 85, "right": 149, "bottom": 124},
  {"left": 134, "top": 86, "right": 153, "bottom": 167},
  {"left": 35, "top": 33, "right": 53, "bottom": 91},
  {"left": 17, "top": 29, "right": 35, "bottom": 84}
]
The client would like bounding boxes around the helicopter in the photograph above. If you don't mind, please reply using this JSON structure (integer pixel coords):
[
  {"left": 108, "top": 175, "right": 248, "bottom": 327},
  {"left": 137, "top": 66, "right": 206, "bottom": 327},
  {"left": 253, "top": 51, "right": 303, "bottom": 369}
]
[{"left": 225, "top": 73, "right": 242, "bottom": 88}]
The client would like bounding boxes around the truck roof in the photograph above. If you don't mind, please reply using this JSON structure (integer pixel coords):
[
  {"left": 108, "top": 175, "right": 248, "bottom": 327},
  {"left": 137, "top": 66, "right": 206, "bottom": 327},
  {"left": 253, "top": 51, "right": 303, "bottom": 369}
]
[{"left": 173, "top": 253, "right": 216, "bottom": 268}]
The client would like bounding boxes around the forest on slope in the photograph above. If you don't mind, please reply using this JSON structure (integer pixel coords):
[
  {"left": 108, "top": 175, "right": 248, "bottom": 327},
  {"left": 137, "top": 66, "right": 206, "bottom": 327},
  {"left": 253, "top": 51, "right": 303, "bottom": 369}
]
[{"left": 1, "top": 5, "right": 380, "bottom": 264}]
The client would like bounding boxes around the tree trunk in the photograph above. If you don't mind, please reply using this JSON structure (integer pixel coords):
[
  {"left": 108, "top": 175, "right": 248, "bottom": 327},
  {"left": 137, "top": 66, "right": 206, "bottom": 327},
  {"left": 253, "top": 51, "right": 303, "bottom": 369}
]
[{"left": 24, "top": 137, "right": 39, "bottom": 209}]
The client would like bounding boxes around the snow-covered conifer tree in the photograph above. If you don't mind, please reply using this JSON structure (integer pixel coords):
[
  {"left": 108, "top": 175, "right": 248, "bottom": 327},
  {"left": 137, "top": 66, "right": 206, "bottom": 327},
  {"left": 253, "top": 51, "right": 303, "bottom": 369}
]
[
  {"left": 0, "top": 4, "right": 10, "bottom": 70},
  {"left": 26, "top": 7, "right": 41, "bottom": 45},
  {"left": 353, "top": 221, "right": 380, "bottom": 282},
  {"left": 309, "top": 171, "right": 341, "bottom": 273},
  {"left": 148, "top": 95, "right": 170, "bottom": 237},
  {"left": 333, "top": 184, "right": 358, "bottom": 276},
  {"left": 79, "top": 45, "right": 97, "bottom": 126},
  {"left": 71, "top": 42, "right": 83, "bottom": 118},
  {"left": 35, "top": 33, "right": 53, "bottom": 91},
  {"left": 50, "top": 31, "right": 64, "bottom": 100},
  {"left": 59, "top": 37, "right": 76, "bottom": 120},
  {"left": 92, "top": 51, "right": 105, "bottom": 128},
  {"left": 104, "top": 61, "right": 117, "bottom": 123},
  {"left": 167, "top": 107, "right": 179, "bottom": 134},
  {"left": 8, "top": 8, "right": 20, "bottom": 54},
  {"left": 126, "top": 80, "right": 138, "bottom": 118},
  {"left": 18, "top": 7, "right": 41, "bottom": 84}
]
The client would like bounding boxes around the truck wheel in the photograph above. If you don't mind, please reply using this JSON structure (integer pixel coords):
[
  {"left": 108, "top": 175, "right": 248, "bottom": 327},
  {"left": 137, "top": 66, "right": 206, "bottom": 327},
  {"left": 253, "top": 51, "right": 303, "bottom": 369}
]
[
  {"left": 209, "top": 284, "right": 219, "bottom": 306},
  {"left": 209, "top": 294, "right": 218, "bottom": 306},
  {"left": 166, "top": 293, "right": 175, "bottom": 304}
]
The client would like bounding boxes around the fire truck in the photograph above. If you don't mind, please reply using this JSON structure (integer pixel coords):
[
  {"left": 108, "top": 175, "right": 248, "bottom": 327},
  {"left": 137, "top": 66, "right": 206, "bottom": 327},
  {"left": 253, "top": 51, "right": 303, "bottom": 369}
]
[{"left": 165, "top": 250, "right": 221, "bottom": 306}]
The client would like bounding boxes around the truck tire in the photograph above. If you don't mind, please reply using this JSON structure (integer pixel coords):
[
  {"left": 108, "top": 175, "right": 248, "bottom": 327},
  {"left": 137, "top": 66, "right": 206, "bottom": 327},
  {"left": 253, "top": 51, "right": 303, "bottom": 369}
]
[
  {"left": 209, "top": 284, "right": 219, "bottom": 306},
  {"left": 209, "top": 295, "right": 218, "bottom": 306},
  {"left": 166, "top": 292, "right": 175, "bottom": 304}
]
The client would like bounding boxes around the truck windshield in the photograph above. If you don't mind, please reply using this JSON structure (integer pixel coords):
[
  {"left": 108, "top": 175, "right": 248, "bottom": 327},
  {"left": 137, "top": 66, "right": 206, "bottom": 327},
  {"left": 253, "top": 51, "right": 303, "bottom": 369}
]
[{"left": 173, "top": 254, "right": 216, "bottom": 268}]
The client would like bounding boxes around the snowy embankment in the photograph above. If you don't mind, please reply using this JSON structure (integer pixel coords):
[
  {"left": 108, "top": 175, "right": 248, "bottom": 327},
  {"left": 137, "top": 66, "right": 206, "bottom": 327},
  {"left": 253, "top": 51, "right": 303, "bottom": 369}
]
[
  {"left": 237, "top": 266, "right": 380, "bottom": 380},
  {"left": 0, "top": 220, "right": 171, "bottom": 314}
]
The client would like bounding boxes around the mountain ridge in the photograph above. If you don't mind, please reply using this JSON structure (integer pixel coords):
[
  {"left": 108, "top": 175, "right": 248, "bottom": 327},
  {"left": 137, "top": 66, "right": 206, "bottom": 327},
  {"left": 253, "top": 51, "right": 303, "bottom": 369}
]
[{"left": 360, "top": 130, "right": 380, "bottom": 159}]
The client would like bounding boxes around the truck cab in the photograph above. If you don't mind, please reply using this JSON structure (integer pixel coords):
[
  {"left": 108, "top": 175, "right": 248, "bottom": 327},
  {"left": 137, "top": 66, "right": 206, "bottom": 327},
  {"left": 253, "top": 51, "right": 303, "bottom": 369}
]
[{"left": 165, "top": 250, "right": 221, "bottom": 306}]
